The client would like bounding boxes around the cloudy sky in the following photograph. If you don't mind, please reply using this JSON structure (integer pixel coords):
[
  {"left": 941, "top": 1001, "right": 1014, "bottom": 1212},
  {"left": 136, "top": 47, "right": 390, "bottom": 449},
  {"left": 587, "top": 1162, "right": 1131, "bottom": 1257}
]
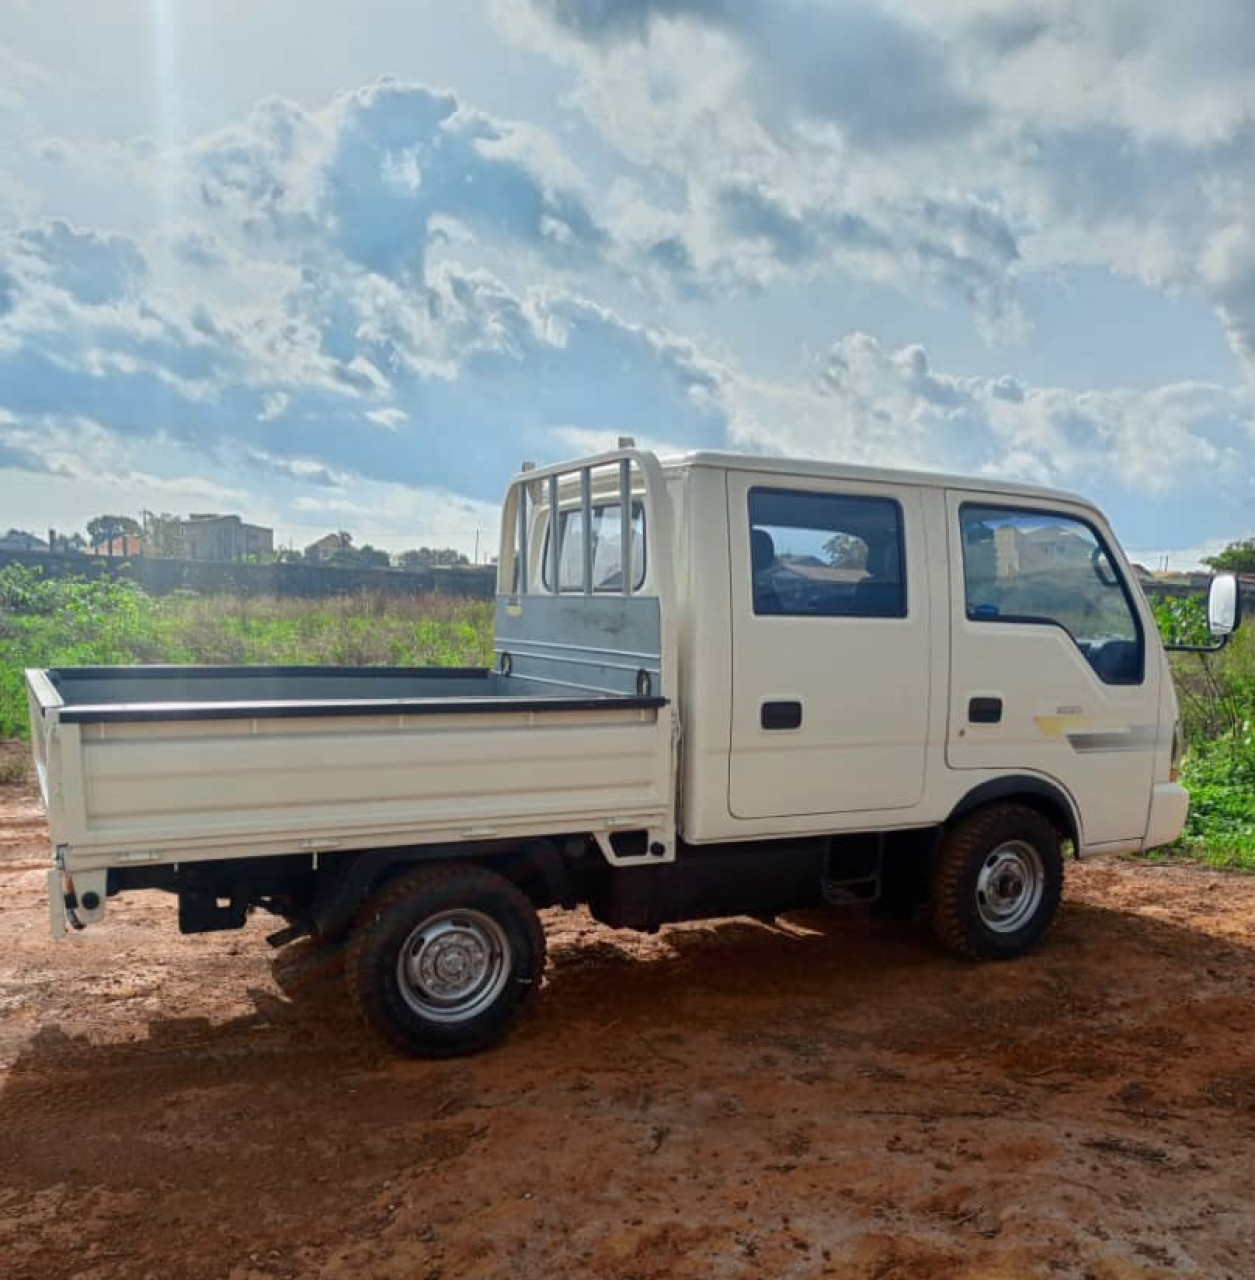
[{"left": 1, "top": 0, "right": 1253, "bottom": 564}]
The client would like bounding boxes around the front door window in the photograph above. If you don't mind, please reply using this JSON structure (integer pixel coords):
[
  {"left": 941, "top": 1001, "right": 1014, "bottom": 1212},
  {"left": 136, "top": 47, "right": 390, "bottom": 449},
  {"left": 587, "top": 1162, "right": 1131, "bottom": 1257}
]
[{"left": 959, "top": 505, "right": 1144, "bottom": 685}]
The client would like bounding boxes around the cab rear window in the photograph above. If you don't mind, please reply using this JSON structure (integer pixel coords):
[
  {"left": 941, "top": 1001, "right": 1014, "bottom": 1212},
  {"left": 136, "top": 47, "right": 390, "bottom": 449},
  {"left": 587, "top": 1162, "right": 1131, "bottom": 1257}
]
[{"left": 542, "top": 501, "right": 646, "bottom": 592}]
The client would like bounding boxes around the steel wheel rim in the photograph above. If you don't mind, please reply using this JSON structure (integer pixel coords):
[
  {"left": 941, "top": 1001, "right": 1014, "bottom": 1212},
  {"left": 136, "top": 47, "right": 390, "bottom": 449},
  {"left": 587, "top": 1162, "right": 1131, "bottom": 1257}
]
[
  {"left": 975, "top": 840, "right": 1045, "bottom": 934},
  {"left": 396, "top": 909, "right": 512, "bottom": 1023}
]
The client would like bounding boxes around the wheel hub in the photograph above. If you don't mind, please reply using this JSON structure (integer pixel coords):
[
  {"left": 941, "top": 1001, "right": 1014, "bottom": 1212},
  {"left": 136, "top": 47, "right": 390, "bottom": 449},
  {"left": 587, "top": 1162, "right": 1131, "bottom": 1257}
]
[
  {"left": 975, "top": 840, "right": 1045, "bottom": 933},
  {"left": 397, "top": 909, "right": 511, "bottom": 1023},
  {"left": 421, "top": 930, "right": 488, "bottom": 997}
]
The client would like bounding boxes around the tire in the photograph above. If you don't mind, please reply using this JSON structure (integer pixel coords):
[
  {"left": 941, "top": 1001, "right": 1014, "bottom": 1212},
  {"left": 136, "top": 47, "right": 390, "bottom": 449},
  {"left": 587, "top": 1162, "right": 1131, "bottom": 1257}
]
[
  {"left": 931, "top": 803, "right": 1063, "bottom": 961},
  {"left": 345, "top": 863, "right": 546, "bottom": 1057}
]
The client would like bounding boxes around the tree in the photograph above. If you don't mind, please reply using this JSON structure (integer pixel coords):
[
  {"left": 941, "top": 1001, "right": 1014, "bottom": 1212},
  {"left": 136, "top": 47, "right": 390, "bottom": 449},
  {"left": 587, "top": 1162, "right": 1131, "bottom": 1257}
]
[
  {"left": 1203, "top": 538, "right": 1255, "bottom": 574},
  {"left": 822, "top": 532, "right": 867, "bottom": 570},
  {"left": 356, "top": 544, "right": 391, "bottom": 570},
  {"left": 86, "top": 515, "right": 141, "bottom": 556},
  {"left": 324, "top": 535, "right": 389, "bottom": 570},
  {"left": 145, "top": 514, "right": 185, "bottom": 559},
  {"left": 394, "top": 546, "right": 470, "bottom": 571},
  {"left": 305, "top": 531, "right": 353, "bottom": 564}
]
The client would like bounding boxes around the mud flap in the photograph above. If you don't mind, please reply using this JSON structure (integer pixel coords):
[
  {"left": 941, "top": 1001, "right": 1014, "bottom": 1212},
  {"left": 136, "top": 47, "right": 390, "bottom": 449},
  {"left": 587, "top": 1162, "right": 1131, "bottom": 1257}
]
[
  {"left": 47, "top": 870, "right": 67, "bottom": 940},
  {"left": 178, "top": 881, "right": 249, "bottom": 933}
]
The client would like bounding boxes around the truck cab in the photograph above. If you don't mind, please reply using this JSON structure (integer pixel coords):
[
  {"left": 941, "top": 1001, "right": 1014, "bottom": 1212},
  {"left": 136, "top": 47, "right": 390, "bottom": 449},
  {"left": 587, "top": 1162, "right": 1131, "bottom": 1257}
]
[
  {"left": 27, "top": 446, "right": 1239, "bottom": 1057},
  {"left": 664, "top": 451, "right": 1185, "bottom": 854}
]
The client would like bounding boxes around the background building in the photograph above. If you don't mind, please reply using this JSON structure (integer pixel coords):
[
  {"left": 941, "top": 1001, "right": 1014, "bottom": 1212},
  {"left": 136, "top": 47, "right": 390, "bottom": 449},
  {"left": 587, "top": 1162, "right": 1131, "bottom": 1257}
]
[
  {"left": 0, "top": 529, "right": 49, "bottom": 553},
  {"left": 179, "top": 515, "right": 274, "bottom": 562}
]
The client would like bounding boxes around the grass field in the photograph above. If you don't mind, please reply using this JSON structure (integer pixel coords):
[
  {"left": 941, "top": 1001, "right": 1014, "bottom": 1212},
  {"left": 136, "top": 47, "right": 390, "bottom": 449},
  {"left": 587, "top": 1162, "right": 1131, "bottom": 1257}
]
[{"left": 0, "top": 565, "right": 492, "bottom": 739}]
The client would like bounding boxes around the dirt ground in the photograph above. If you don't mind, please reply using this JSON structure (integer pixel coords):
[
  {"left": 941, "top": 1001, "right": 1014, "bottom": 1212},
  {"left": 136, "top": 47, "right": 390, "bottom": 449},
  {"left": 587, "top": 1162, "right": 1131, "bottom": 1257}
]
[{"left": 2, "top": 754, "right": 1254, "bottom": 1280}]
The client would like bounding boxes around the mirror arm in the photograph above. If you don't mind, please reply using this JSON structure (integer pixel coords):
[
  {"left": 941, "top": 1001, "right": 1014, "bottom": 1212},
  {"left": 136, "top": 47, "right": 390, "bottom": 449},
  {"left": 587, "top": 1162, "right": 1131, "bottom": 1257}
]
[{"left": 1164, "top": 635, "right": 1231, "bottom": 654}]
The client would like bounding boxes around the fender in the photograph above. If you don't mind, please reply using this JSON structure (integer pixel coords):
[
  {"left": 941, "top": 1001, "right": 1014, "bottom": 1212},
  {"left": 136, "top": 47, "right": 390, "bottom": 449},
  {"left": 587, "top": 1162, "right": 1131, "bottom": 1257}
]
[
  {"left": 310, "top": 840, "right": 578, "bottom": 940},
  {"left": 947, "top": 775, "right": 1082, "bottom": 852}
]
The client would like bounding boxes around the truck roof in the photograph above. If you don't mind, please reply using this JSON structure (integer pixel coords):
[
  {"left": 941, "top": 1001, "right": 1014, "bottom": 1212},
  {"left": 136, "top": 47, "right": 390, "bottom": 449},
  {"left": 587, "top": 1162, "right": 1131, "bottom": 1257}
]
[{"left": 658, "top": 450, "right": 1092, "bottom": 510}]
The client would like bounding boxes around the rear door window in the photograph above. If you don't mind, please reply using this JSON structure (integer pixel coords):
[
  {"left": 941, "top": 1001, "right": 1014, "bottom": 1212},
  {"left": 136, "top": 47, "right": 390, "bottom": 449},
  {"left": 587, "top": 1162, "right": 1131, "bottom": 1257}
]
[{"left": 748, "top": 487, "right": 906, "bottom": 617}]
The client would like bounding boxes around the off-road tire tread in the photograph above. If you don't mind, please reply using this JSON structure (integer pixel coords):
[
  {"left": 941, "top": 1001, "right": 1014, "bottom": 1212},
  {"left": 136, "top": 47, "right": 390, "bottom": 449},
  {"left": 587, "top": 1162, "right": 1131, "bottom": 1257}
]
[
  {"left": 345, "top": 862, "right": 546, "bottom": 1057},
  {"left": 931, "top": 803, "right": 1062, "bottom": 961}
]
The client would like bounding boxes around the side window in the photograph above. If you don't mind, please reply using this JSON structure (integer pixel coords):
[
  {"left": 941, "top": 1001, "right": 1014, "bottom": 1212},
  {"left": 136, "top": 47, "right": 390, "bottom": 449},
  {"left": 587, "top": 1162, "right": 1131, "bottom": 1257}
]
[
  {"left": 542, "top": 501, "right": 646, "bottom": 592},
  {"left": 959, "top": 505, "right": 1144, "bottom": 684},
  {"left": 748, "top": 488, "right": 906, "bottom": 618}
]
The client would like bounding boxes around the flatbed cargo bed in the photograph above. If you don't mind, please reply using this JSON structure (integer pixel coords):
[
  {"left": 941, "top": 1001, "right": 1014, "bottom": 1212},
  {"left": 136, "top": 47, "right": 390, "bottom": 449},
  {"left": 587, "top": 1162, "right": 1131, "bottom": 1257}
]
[
  {"left": 30, "top": 664, "right": 667, "bottom": 724},
  {"left": 26, "top": 661, "right": 673, "bottom": 875}
]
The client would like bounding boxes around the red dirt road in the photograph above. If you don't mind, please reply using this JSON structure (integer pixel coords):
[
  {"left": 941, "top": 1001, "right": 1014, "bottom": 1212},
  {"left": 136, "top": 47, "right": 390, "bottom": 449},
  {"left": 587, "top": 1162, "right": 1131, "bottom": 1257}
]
[{"left": 2, "top": 762, "right": 1255, "bottom": 1279}]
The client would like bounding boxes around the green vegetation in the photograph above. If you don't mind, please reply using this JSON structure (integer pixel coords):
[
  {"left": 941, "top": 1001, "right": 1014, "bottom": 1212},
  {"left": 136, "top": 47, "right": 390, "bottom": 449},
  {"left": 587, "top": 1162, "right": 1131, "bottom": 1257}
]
[
  {"left": 0, "top": 754, "right": 27, "bottom": 786},
  {"left": 1153, "top": 594, "right": 1255, "bottom": 869},
  {"left": 1203, "top": 537, "right": 1255, "bottom": 574},
  {"left": 0, "top": 564, "right": 493, "bottom": 739}
]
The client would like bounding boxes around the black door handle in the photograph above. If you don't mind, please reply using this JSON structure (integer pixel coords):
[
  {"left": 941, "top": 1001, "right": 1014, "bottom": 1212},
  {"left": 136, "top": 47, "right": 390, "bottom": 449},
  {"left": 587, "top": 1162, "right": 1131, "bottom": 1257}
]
[
  {"left": 969, "top": 696, "right": 1003, "bottom": 724},
  {"left": 762, "top": 700, "right": 803, "bottom": 730}
]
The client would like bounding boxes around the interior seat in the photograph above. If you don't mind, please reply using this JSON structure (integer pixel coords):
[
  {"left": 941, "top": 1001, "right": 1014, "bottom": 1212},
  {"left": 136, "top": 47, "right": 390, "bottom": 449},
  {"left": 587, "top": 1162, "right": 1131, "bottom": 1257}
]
[{"left": 751, "top": 528, "right": 785, "bottom": 614}]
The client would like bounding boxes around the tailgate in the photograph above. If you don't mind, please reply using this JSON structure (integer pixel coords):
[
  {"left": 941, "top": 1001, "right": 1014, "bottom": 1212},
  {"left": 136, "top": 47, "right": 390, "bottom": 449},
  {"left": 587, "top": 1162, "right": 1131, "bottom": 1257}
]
[{"left": 25, "top": 669, "right": 59, "bottom": 811}]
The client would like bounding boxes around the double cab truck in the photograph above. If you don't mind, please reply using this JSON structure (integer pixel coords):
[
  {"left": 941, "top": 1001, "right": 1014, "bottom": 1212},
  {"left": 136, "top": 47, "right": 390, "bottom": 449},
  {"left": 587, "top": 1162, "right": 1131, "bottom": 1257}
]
[{"left": 26, "top": 446, "right": 1241, "bottom": 1056}]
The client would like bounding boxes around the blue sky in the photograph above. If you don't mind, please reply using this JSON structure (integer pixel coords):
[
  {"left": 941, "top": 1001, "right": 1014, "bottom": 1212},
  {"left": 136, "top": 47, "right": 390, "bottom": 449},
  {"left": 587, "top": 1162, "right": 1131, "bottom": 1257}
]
[{"left": 1, "top": 0, "right": 1253, "bottom": 564}]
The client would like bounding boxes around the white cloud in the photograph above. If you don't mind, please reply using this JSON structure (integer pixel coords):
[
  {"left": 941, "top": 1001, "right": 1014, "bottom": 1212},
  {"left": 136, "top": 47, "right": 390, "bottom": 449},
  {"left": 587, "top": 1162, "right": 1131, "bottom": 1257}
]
[
  {"left": 0, "top": 109, "right": 728, "bottom": 509},
  {"left": 507, "top": 0, "right": 1255, "bottom": 377},
  {"left": 720, "top": 331, "right": 1255, "bottom": 553},
  {"left": 365, "top": 407, "right": 408, "bottom": 429},
  {"left": 2, "top": 39, "right": 1254, "bottom": 565}
]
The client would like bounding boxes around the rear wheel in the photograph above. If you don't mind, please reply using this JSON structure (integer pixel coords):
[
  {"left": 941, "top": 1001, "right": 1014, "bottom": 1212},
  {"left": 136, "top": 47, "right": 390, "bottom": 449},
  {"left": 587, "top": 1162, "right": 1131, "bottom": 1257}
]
[
  {"left": 345, "top": 863, "right": 545, "bottom": 1057},
  {"left": 931, "top": 804, "right": 1063, "bottom": 960}
]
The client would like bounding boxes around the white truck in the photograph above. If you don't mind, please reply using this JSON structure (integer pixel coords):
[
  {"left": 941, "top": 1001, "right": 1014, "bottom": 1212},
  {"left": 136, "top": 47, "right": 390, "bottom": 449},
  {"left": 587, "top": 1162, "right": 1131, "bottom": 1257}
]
[{"left": 26, "top": 446, "right": 1241, "bottom": 1056}]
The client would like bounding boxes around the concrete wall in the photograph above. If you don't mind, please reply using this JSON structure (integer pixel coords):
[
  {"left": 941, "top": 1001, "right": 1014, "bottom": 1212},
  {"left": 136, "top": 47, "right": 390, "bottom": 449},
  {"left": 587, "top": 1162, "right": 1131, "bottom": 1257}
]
[{"left": 0, "top": 550, "right": 496, "bottom": 600}]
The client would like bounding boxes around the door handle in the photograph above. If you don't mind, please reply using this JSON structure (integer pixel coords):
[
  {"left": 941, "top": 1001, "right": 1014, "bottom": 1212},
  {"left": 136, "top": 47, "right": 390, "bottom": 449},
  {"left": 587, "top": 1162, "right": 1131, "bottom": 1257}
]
[
  {"left": 762, "top": 700, "right": 803, "bottom": 730},
  {"left": 968, "top": 696, "right": 1003, "bottom": 724}
]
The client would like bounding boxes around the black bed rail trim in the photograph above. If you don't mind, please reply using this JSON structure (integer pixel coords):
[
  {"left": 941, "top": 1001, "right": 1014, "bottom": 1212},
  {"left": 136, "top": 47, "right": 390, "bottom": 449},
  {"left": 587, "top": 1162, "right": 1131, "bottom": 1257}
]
[
  {"left": 47, "top": 664, "right": 493, "bottom": 683},
  {"left": 57, "top": 694, "right": 669, "bottom": 725}
]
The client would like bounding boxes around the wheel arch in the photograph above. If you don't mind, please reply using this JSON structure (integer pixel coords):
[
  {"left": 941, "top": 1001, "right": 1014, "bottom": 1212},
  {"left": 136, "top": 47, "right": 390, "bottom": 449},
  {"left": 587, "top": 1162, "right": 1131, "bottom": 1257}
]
[
  {"left": 311, "top": 840, "right": 578, "bottom": 941},
  {"left": 946, "top": 775, "right": 1081, "bottom": 854}
]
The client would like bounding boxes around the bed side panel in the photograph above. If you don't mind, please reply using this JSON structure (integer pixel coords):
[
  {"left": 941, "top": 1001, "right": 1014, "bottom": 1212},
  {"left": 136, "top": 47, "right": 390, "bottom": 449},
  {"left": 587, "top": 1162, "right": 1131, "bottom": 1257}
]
[{"left": 65, "top": 704, "right": 671, "bottom": 865}]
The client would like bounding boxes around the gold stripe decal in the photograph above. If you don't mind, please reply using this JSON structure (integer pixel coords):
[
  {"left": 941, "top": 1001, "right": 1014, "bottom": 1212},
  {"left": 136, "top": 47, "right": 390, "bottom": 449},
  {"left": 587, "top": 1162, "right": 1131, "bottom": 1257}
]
[{"left": 1033, "top": 716, "right": 1161, "bottom": 753}]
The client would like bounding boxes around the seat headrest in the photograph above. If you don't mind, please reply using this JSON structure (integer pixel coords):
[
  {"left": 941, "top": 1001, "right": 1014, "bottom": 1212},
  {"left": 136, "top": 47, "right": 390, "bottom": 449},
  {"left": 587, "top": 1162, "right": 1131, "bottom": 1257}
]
[{"left": 751, "top": 528, "right": 776, "bottom": 575}]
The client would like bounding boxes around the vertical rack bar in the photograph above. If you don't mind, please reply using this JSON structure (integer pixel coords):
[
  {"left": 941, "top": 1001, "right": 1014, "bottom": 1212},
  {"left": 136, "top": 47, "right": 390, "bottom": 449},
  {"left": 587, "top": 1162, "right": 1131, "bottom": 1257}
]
[
  {"left": 548, "top": 473, "right": 561, "bottom": 594},
  {"left": 580, "top": 467, "right": 593, "bottom": 595},
  {"left": 516, "top": 482, "right": 528, "bottom": 595},
  {"left": 619, "top": 457, "right": 632, "bottom": 597}
]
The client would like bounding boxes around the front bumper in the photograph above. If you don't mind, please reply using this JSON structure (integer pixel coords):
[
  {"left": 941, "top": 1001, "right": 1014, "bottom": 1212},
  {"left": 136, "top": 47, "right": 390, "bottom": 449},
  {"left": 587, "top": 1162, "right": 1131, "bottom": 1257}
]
[{"left": 1145, "top": 782, "right": 1190, "bottom": 851}]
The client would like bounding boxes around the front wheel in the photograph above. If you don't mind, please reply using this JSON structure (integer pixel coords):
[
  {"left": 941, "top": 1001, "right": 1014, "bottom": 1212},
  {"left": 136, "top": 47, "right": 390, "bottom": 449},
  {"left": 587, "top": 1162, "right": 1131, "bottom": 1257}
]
[
  {"left": 931, "top": 804, "right": 1063, "bottom": 960},
  {"left": 345, "top": 863, "right": 546, "bottom": 1057}
]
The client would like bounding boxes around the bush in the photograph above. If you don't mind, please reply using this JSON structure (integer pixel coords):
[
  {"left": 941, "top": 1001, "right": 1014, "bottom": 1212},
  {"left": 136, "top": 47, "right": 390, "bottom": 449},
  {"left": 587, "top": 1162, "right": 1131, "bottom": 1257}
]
[
  {"left": 1174, "top": 730, "right": 1255, "bottom": 866},
  {"left": 1157, "top": 596, "right": 1255, "bottom": 868},
  {"left": 1150, "top": 594, "right": 1209, "bottom": 649}
]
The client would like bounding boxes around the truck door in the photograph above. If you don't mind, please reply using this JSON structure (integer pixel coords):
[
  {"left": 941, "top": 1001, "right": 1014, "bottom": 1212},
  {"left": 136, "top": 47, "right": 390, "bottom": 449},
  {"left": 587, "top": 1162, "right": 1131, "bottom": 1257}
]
[
  {"left": 727, "top": 471, "right": 931, "bottom": 821},
  {"left": 945, "top": 493, "right": 1160, "bottom": 847}
]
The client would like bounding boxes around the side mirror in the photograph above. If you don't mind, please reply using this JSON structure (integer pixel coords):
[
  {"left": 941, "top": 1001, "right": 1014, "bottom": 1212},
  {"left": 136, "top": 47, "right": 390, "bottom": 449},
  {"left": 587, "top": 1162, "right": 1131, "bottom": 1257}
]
[{"left": 1208, "top": 573, "right": 1241, "bottom": 638}]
